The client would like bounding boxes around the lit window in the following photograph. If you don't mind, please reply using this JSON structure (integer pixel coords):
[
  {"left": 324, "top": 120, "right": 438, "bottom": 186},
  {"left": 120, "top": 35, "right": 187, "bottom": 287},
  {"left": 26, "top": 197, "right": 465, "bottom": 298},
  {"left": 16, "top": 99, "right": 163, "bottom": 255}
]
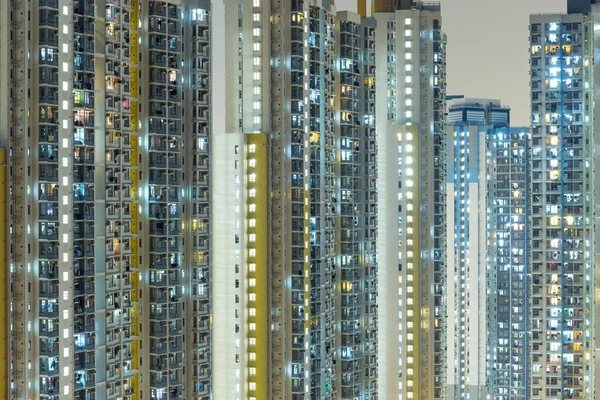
[
  {"left": 249, "top": 323, "right": 256, "bottom": 332},
  {"left": 249, "top": 263, "right": 256, "bottom": 272},
  {"left": 249, "top": 234, "right": 256, "bottom": 243},
  {"left": 249, "top": 219, "right": 256, "bottom": 228},
  {"left": 249, "top": 293, "right": 256, "bottom": 302},
  {"left": 249, "top": 352, "right": 256, "bottom": 360},
  {"left": 249, "top": 278, "right": 256, "bottom": 287},
  {"left": 249, "top": 308, "right": 256, "bottom": 317}
]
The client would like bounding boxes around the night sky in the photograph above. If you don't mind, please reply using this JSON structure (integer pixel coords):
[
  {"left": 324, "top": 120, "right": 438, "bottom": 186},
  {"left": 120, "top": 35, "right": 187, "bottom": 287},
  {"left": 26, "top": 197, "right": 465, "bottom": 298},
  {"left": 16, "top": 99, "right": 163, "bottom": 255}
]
[{"left": 338, "top": 0, "right": 566, "bottom": 126}]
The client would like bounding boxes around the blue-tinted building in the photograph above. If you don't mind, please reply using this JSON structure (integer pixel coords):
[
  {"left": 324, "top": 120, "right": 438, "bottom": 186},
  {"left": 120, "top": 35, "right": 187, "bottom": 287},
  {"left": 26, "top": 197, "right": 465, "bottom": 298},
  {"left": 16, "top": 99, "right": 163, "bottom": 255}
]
[{"left": 446, "top": 99, "right": 530, "bottom": 400}]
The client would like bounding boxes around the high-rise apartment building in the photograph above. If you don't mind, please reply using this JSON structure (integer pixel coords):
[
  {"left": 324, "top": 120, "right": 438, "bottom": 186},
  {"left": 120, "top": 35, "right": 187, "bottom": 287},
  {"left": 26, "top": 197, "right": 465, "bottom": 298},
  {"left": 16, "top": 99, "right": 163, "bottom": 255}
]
[
  {"left": 530, "top": 1, "right": 599, "bottom": 398},
  {"left": 487, "top": 129, "right": 530, "bottom": 400},
  {"left": 447, "top": 99, "right": 506, "bottom": 400},
  {"left": 2, "top": 0, "right": 379, "bottom": 400},
  {"left": 211, "top": 0, "right": 379, "bottom": 399},
  {"left": 2, "top": 0, "right": 213, "bottom": 399},
  {"left": 334, "top": 11, "right": 378, "bottom": 399},
  {"left": 267, "top": 1, "right": 378, "bottom": 398},
  {"left": 374, "top": 1, "right": 447, "bottom": 399},
  {"left": 446, "top": 99, "right": 530, "bottom": 400}
]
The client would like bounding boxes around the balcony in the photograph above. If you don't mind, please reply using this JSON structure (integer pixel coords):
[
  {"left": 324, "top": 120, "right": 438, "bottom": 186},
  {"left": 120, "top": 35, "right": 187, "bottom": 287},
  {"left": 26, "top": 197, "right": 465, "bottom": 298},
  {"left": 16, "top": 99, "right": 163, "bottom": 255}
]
[
  {"left": 149, "top": 1, "right": 167, "bottom": 17},
  {"left": 40, "top": 340, "right": 60, "bottom": 357},
  {"left": 39, "top": 0, "right": 59, "bottom": 7},
  {"left": 39, "top": 223, "right": 59, "bottom": 241},
  {"left": 40, "top": 9, "right": 59, "bottom": 28},
  {"left": 150, "top": 375, "right": 168, "bottom": 389},
  {"left": 150, "top": 36, "right": 168, "bottom": 51},
  {"left": 150, "top": 52, "right": 167, "bottom": 67},
  {"left": 74, "top": 0, "right": 94, "bottom": 16},
  {"left": 40, "top": 382, "right": 60, "bottom": 396},
  {"left": 40, "top": 245, "right": 59, "bottom": 261},
  {"left": 39, "top": 302, "right": 59, "bottom": 318},
  {"left": 149, "top": 17, "right": 167, "bottom": 33},
  {"left": 40, "top": 360, "right": 60, "bottom": 377},
  {"left": 149, "top": 119, "right": 167, "bottom": 134}
]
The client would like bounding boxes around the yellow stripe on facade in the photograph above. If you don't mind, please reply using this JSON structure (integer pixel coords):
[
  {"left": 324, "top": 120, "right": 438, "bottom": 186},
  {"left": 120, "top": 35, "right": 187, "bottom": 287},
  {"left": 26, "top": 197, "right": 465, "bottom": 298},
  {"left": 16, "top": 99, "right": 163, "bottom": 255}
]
[
  {"left": 130, "top": 0, "right": 139, "bottom": 30},
  {"left": 130, "top": 67, "right": 139, "bottom": 101},
  {"left": 246, "top": 134, "right": 269, "bottom": 399},
  {"left": 130, "top": 33, "right": 139, "bottom": 64},
  {"left": 130, "top": 100, "right": 139, "bottom": 134},
  {"left": 358, "top": 0, "right": 367, "bottom": 17},
  {"left": 130, "top": 133, "right": 139, "bottom": 164},
  {"left": 128, "top": 43, "right": 140, "bottom": 400}
]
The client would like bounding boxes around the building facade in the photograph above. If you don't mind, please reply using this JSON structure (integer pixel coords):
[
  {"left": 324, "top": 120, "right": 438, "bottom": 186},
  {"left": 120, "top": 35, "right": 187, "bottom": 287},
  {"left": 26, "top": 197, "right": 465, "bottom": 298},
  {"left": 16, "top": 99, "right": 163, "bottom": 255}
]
[
  {"left": 267, "top": 1, "right": 378, "bottom": 397},
  {"left": 446, "top": 99, "right": 530, "bottom": 400},
  {"left": 3, "top": 0, "right": 213, "bottom": 399},
  {"left": 530, "top": 2, "right": 599, "bottom": 398},
  {"left": 375, "top": 1, "right": 447, "bottom": 399},
  {"left": 2, "top": 0, "right": 379, "bottom": 400},
  {"left": 447, "top": 100, "right": 501, "bottom": 400},
  {"left": 487, "top": 127, "right": 530, "bottom": 400},
  {"left": 334, "top": 11, "right": 378, "bottom": 400}
]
